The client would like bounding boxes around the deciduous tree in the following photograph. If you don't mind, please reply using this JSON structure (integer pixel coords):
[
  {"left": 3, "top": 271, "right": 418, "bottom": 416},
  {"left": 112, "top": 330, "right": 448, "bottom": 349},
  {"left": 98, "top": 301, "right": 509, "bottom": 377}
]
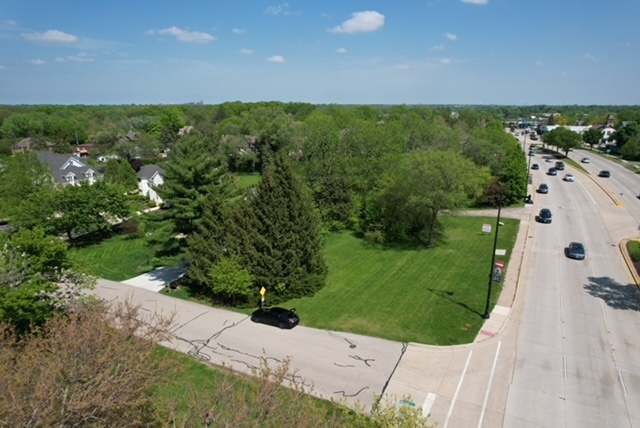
[{"left": 543, "top": 126, "right": 582, "bottom": 156}]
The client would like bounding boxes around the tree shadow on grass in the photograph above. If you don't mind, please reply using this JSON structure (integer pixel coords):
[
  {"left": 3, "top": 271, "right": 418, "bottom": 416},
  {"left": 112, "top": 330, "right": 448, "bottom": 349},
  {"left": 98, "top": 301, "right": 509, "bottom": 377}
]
[
  {"left": 425, "top": 288, "right": 483, "bottom": 317},
  {"left": 584, "top": 276, "right": 640, "bottom": 312}
]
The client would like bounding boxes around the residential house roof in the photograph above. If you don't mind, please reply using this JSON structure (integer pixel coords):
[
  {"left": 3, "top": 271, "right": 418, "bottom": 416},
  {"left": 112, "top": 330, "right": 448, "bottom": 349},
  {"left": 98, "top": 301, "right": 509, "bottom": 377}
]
[
  {"left": 36, "top": 151, "right": 101, "bottom": 186},
  {"left": 137, "top": 164, "right": 165, "bottom": 181}
]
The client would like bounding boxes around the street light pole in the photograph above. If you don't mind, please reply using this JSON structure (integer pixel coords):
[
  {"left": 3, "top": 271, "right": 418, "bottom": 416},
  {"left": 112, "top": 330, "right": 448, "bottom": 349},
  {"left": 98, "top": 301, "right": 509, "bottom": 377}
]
[{"left": 483, "top": 201, "right": 502, "bottom": 319}]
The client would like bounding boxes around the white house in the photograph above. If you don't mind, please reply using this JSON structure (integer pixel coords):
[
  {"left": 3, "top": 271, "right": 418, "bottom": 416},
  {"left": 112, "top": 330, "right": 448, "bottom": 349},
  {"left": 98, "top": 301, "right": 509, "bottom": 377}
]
[{"left": 137, "top": 164, "right": 165, "bottom": 204}]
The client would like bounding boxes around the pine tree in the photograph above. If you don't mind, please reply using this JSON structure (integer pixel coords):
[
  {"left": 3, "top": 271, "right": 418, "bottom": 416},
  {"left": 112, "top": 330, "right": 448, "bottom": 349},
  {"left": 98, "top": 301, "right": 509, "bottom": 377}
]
[
  {"left": 229, "top": 154, "right": 327, "bottom": 302},
  {"left": 155, "top": 135, "right": 230, "bottom": 238}
]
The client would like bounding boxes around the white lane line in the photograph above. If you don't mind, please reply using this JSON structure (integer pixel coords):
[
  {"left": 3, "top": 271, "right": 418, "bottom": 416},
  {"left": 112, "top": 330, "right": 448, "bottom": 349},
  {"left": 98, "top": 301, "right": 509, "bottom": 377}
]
[
  {"left": 563, "top": 356, "right": 568, "bottom": 379},
  {"left": 600, "top": 301, "right": 607, "bottom": 321},
  {"left": 422, "top": 392, "right": 436, "bottom": 417},
  {"left": 477, "top": 341, "right": 502, "bottom": 428},
  {"left": 618, "top": 370, "right": 628, "bottom": 396},
  {"left": 443, "top": 350, "right": 473, "bottom": 428}
]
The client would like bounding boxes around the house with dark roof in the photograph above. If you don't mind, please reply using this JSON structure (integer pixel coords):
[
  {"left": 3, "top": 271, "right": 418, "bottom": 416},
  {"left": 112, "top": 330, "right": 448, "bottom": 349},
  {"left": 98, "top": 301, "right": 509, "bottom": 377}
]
[
  {"left": 137, "top": 164, "right": 165, "bottom": 204},
  {"left": 12, "top": 137, "right": 33, "bottom": 155},
  {"left": 36, "top": 151, "right": 101, "bottom": 186}
]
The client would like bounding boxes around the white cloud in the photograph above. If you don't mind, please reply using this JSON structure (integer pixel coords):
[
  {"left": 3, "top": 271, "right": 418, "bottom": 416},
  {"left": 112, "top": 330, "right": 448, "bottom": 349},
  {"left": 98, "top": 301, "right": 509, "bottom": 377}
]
[
  {"left": 267, "top": 55, "right": 286, "bottom": 63},
  {"left": 55, "top": 52, "right": 95, "bottom": 63},
  {"left": 429, "top": 44, "right": 445, "bottom": 52},
  {"left": 232, "top": 28, "right": 246, "bottom": 35},
  {"left": 22, "top": 29, "right": 78, "bottom": 43},
  {"left": 4, "top": 19, "right": 18, "bottom": 27},
  {"left": 265, "top": 3, "right": 290, "bottom": 16},
  {"left": 395, "top": 64, "right": 410, "bottom": 70},
  {"left": 239, "top": 48, "right": 254, "bottom": 55},
  {"left": 441, "top": 58, "right": 452, "bottom": 64},
  {"left": 445, "top": 32, "right": 458, "bottom": 41},
  {"left": 0, "top": 65, "right": 6, "bottom": 70},
  {"left": 335, "top": 47, "right": 348, "bottom": 54},
  {"left": 147, "top": 26, "right": 215, "bottom": 43},
  {"left": 29, "top": 59, "right": 45, "bottom": 65},
  {"left": 583, "top": 53, "right": 599, "bottom": 62},
  {"left": 460, "top": 0, "right": 489, "bottom": 4},
  {"left": 329, "top": 11, "right": 385, "bottom": 34}
]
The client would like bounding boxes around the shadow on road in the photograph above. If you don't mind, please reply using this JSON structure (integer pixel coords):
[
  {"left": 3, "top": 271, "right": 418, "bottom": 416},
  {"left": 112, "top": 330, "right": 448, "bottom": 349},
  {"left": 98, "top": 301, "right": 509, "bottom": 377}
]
[
  {"left": 584, "top": 276, "right": 640, "bottom": 312},
  {"left": 425, "top": 288, "right": 483, "bottom": 317}
]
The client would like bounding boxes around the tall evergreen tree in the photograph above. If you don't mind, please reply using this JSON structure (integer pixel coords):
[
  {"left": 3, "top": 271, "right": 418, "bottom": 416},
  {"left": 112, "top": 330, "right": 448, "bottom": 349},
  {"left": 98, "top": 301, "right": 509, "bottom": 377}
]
[
  {"left": 155, "top": 135, "right": 230, "bottom": 238},
  {"left": 228, "top": 154, "right": 327, "bottom": 302},
  {"left": 103, "top": 159, "right": 138, "bottom": 192}
]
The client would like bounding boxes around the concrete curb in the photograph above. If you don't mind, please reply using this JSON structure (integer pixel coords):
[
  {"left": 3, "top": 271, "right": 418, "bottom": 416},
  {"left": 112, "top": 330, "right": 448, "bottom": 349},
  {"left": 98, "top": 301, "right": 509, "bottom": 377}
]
[{"left": 619, "top": 239, "right": 640, "bottom": 287}]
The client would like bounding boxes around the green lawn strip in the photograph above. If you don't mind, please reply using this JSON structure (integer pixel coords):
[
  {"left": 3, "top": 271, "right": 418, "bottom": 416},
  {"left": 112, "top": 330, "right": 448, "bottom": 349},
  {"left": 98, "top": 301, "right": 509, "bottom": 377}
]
[
  {"left": 282, "top": 216, "right": 519, "bottom": 345},
  {"left": 152, "top": 346, "right": 346, "bottom": 424},
  {"left": 627, "top": 240, "right": 640, "bottom": 263},
  {"left": 235, "top": 173, "right": 262, "bottom": 189},
  {"left": 72, "top": 234, "right": 156, "bottom": 281}
]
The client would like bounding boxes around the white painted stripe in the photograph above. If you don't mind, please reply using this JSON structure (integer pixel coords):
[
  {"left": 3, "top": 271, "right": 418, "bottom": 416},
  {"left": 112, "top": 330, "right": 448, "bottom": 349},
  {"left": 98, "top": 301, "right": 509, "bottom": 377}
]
[
  {"left": 619, "top": 370, "right": 628, "bottom": 396},
  {"left": 443, "top": 350, "right": 473, "bottom": 428},
  {"left": 422, "top": 392, "right": 436, "bottom": 417},
  {"left": 478, "top": 341, "right": 502, "bottom": 428},
  {"left": 600, "top": 301, "right": 607, "bottom": 320},
  {"left": 563, "top": 356, "right": 568, "bottom": 379}
]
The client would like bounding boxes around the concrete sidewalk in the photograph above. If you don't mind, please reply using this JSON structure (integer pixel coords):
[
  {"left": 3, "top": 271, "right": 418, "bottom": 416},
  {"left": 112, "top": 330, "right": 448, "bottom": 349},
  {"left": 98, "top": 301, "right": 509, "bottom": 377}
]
[{"left": 470, "top": 205, "right": 535, "bottom": 343}]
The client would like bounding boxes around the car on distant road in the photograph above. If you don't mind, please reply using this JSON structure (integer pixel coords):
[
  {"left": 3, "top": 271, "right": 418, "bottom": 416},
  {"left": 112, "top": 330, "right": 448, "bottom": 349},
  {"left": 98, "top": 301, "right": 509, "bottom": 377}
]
[
  {"left": 530, "top": 134, "right": 538, "bottom": 140},
  {"left": 545, "top": 158, "right": 554, "bottom": 163},
  {"left": 547, "top": 168, "right": 557, "bottom": 176},
  {"left": 598, "top": 170, "right": 611, "bottom": 178},
  {"left": 251, "top": 307, "right": 300, "bottom": 329},
  {"left": 555, "top": 161, "right": 565, "bottom": 170},
  {"left": 566, "top": 242, "right": 586, "bottom": 260},
  {"left": 581, "top": 157, "right": 590, "bottom": 163},
  {"left": 531, "top": 163, "right": 539, "bottom": 170},
  {"left": 537, "top": 208, "right": 553, "bottom": 224},
  {"left": 537, "top": 183, "right": 549, "bottom": 194},
  {"left": 563, "top": 174, "right": 575, "bottom": 182}
]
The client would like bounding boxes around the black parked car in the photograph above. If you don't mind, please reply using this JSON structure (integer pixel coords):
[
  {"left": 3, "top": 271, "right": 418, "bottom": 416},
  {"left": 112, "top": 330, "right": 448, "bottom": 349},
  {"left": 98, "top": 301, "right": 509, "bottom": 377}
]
[
  {"left": 567, "top": 242, "right": 586, "bottom": 260},
  {"left": 537, "top": 208, "right": 553, "bottom": 223},
  {"left": 251, "top": 307, "right": 300, "bottom": 329}
]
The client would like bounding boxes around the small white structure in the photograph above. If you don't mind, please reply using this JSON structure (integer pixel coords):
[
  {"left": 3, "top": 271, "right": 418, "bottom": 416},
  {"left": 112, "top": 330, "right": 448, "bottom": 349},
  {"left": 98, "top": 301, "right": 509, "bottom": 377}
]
[{"left": 137, "top": 164, "right": 165, "bottom": 204}]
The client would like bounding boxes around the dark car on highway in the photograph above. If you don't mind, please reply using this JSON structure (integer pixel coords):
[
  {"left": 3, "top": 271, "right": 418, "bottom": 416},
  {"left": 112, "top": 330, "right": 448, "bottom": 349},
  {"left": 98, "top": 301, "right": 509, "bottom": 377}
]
[
  {"left": 567, "top": 242, "right": 586, "bottom": 260},
  {"left": 599, "top": 170, "right": 611, "bottom": 178},
  {"left": 531, "top": 163, "right": 539, "bottom": 170},
  {"left": 547, "top": 168, "right": 557, "bottom": 176},
  {"left": 251, "top": 307, "right": 300, "bottom": 329},
  {"left": 537, "top": 183, "right": 549, "bottom": 194},
  {"left": 537, "top": 208, "right": 553, "bottom": 224},
  {"left": 555, "top": 161, "right": 565, "bottom": 170}
]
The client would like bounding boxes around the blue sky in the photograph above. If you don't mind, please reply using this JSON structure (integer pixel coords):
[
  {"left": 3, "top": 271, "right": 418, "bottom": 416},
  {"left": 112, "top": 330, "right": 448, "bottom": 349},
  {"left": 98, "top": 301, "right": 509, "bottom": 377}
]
[{"left": 1, "top": 0, "right": 639, "bottom": 105}]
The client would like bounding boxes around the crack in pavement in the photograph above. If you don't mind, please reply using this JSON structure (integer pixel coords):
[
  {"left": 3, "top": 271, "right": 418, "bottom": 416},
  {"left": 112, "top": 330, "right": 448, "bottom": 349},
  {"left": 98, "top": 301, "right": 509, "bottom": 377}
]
[
  {"left": 169, "top": 310, "right": 210, "bottom": 334},
  {"left": 334, "top": 363, "right": 356, "bottom": 368},
  {"left": 333, "top": 386, "right": 370, "bottom": 398},
  {"left": 218, "top": 343, "right": 283, "bottom": 364},
  {"left": 172, "top": 318, "right": 245, "bottom": 361},
  {"left": 349, "top": 355, "right": 375, "bottom": 367}
]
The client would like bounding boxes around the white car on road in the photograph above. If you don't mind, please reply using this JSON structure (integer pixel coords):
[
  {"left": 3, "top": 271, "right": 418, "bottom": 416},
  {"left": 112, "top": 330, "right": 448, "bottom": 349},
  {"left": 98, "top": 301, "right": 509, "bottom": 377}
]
[{"left": 563, "top": 173, "right": 575, "bottom": 182}]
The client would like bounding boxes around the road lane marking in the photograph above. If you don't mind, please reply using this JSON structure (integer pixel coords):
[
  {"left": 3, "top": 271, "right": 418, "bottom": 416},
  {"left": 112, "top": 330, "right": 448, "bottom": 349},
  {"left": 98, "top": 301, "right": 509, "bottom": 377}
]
[
  {"left": 600, "top": 301, "right": 607, "bottom": 321},
  {"left": 478, "top": 341, "right": 502, "bottom": 428},
  {"left": 563, "top": 356, "right": 568, "bottom": 379},
  {"left": 443, "top": 350, "right": 473, "bottom": 428},
  {"left": 422, "top": 393, "right": 436, "bottom": 417},
  {"left": 618, "top": 370, "right": 628, "bottom": 396}
]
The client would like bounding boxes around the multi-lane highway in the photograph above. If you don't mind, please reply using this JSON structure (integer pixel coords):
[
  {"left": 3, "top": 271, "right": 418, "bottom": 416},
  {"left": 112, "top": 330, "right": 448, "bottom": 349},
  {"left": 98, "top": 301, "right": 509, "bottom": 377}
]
[{"left": 93, "top": 141, "right": 640, "bottom": 427}]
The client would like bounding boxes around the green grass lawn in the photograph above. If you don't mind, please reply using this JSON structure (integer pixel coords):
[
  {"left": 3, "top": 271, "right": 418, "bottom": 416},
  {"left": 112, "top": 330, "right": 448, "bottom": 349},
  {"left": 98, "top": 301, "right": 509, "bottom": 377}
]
[
  {"left": 77, "top": 214, "right": 519, "bottom": 345},
  {"left": 281, "top": 215, "right": 519, "bottom": 345},
  {"left": 72, "top": 234, "right": 156, "bottom": 281}
]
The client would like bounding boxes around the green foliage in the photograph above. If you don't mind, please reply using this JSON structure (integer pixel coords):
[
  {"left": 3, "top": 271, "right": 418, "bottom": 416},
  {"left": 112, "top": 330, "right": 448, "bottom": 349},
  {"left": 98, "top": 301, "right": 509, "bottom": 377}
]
[
  {"left": 543, "top": 126, "right": 583, "bottom": 156},
  {"left": 208, "top": 256, "right": 253, "bottom": 305},
  {"left": 0, "top": 151, "right": 54, "bottom": 220},
  {"left": 0, "top": 228, "right": 93, "bottom": 333},
  {"left": 104, "top": 159, "right": 138, "bottom": 191},
  {"left": 610, "top": 122, "right": 640, "bottom": 149},
  {"left": 227, "top": 154, "right": 327, "bottom": 302},
  {"left": 620, "top": 135, "right": 640, "bottom": 160},
  {"left": 368, "top": 150, "right": 489, "bottom": 247},
  {"left": 583, "top": 127, "right": 603, "bottom": 149},
  {"left": 155, "top": 135, "right": 233, "bottom": 239}
]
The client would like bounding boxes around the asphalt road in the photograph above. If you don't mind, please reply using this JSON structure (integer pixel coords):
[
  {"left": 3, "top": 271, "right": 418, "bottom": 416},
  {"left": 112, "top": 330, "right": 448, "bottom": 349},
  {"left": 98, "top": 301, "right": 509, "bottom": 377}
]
[{"left": 92, "top": 141, "right": 640, "bottom": 427}]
